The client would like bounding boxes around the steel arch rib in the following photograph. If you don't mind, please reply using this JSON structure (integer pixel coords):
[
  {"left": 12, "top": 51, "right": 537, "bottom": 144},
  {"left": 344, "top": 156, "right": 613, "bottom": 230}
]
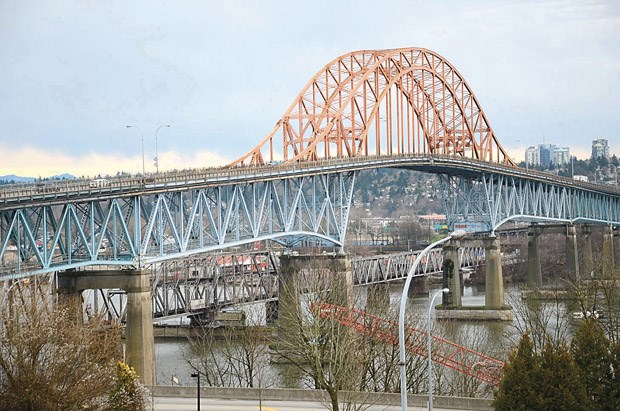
[{"left": 230, "top": 48, "right": 514, "bottom": 167}]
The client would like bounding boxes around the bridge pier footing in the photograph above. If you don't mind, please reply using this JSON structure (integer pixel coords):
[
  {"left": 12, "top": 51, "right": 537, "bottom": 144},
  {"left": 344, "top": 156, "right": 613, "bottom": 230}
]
[
  {"left": 408, "top": 276, "right": 429, "bottom": 298},
  {"left": 580, "top": 225, "right": 594, "bottom": 278},
  {"left": 484, "top": 236, "right": 504, "bottom": 309},
  {"left": 442, "top": 239, "right": 461, "bottom": 308},
  {"left": 602, "top": 225, "right": 615, "bottom": 277},
  {"left": 278, "top": 253, "right": 354, "bottom": 321},
  {"left": 565, "top": 225, "right": 580, "bottom": 283},
  {"left": 527, "top": 226, "right": 543, "bottom": 286},
  {"left": 57, "top": 269, "right": 155, "bottom": 386}
]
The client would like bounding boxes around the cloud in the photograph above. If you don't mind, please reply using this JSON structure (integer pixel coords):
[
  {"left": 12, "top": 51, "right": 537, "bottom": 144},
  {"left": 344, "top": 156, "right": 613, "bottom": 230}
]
[{"left": 0, "top": 144, "right": 229, "bottom": 178}]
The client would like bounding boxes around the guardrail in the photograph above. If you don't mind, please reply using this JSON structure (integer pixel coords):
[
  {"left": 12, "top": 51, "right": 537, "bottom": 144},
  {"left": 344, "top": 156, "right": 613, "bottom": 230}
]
[{"left": 2, "top": 153, "right": 618, "bottom": 208}]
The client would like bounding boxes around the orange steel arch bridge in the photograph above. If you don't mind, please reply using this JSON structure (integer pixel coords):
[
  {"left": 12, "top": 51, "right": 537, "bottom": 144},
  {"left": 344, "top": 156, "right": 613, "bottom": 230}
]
[
  {"left": 232, "top": 48, "right": 514, "bottom": 167},
  {"left": 1, "top": 47, "right": 620, "bottom": 281}
]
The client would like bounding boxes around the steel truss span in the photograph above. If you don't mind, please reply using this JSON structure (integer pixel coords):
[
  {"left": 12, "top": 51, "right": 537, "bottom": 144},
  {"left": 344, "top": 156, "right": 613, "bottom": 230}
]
[
  {"left": 441, "top": 173, "right": 620, "bottom": 232},
  {"left": 232, "top": 47, "right": 514, "bottom": 166},
  {"left": 0, "top": 172, "right": 355, "bottom": 279},
  {"left": 2, "top": 47, "right": 620, "bottom": 281}
]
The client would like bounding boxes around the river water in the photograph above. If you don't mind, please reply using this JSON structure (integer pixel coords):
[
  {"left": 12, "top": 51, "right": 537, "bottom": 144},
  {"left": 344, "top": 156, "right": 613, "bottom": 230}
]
[{"left": 154, "top": 283, "right": 533, "bottom": 387}]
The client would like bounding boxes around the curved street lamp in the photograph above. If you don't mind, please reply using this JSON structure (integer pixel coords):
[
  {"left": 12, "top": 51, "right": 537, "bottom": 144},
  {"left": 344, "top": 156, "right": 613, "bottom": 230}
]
[
  {"left": 155, "top": 125, "right": 170, "bottom": 173},
  {"left": 126, "top": 125, "right": 145, "bottom": 175},
  {"left": 428, "top": 287, "right": 450, "bottom": 410},
  {"left": 398, "top": 229, "right": 466, "bottom": 411}
]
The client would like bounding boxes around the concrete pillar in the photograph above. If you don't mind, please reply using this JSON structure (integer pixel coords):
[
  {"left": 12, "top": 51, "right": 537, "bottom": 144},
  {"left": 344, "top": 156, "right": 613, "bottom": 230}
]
[
  {"left": 580, "top": 225, "right": 594, "bottom": 278},
  {"left": 527, "top": 226, "right": 542, "bottom": 286},
  {"left": 484, "top": 236, "right": 504, "bottom": 309},
  {"left": 565, "top": 225, "right": 580, "bottom": 283},
  {"left": 442, "top": 239, "right": 461, "bottom": 308},
  {"left": 277, "top": 255, "right": 301, "bottom": 331},
  {"left": 614, "top": 227, "right": 620, "bottom": 271},
  {"left": 125, "top": 272, "right": 155, "bottom": 386},
  {"left": 265, "top": 300, "right": 279, "bottom": 324},
  {"left": 57, "top": 269, "right": 155, "bottom": 386},
  {"left": 602, "top": 225, "right": 615, "bottom": 277},
  {"left": 408, "top": 276, "right": 429, "bottom": 297}
]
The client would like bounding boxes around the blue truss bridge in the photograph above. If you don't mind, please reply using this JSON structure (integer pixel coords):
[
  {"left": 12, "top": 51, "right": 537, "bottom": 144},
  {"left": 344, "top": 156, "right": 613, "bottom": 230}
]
[{"left": 1, "top": 47, "right": 619, "bottom": 281}]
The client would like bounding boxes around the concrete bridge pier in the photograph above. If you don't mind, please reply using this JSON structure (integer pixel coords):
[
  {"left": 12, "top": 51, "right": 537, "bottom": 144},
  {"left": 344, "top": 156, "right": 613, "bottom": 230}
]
[
  {"left": 565, "top": 225, "right": 580, "bottom": 283},
  {"left": 442, "top": 239, "right": 461, "bottom": 308},
  {"left": 483, "top": 236, "right": 504, "bottom": 309},
  {"left": 614, "top": 227, "right": 620, "bottom": 271},
  {"left": 278, "top": 253, "right": 354, "bottom": 323},
  {"left": 408, "top": 276, "right": 429, "bottom": 297},
  {"left": 527, "top": 225, "right": 543, "bottom": 286},
  {"left": 580, "top": 225, "right": 594, "bottom": 278},
  {"left": 602, "top": 225, "right": 615, "bottom": 277},
  {"left": 57, "top": 269, "right": 155, "bottom": 386}
]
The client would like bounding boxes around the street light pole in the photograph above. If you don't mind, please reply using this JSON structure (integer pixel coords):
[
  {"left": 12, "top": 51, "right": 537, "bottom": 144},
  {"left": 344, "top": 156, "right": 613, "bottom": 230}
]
[
  {"left": 155, "top": 124, "right": 170, "bottom": 173},
  {"left": 428, "top": 287, "right": 449, "bottom": 411},
  {"left": 191, "top": 372, "right": 201, "bottom": 411},
  {"left": 126, "top": 125, "right": 145, "bottom": 175},
  {"left": 398, "top": 230, "right": 466, "bottom": 411}
]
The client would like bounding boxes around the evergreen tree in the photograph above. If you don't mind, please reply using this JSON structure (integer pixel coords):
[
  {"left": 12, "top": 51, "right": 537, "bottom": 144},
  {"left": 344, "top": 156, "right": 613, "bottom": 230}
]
[
  {"left": 571, "top": 319, "right": 612, "bottom": 410},
  {"left": 493, "top": 333, "right": 542, "bottom": 411},
  {"left": 539, "top": 341, "right": 588, "bottom": 411}
]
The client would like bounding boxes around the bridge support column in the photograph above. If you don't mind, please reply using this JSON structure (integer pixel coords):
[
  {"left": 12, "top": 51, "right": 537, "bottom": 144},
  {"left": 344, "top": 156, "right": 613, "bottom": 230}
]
[
  {"left": 57, "top": 270, "right": 155, "bottom": 386},
  {"left": 265, "top": 300, "right": 279, "bottom": 324},
  {"left": 442, "top": 239, "right": 461, "bottom": 308},
  {"left": 278, "top": 253, "right": 353, "bottom": 321},
  {"left": 527, "top": 226, "right": 543, "bottom": 286},
  {"left": 565, "top": 225, "right": 580, "bottom": 283},
  {"left": 408, "top": 276, "right": 429, "bottom": 297},
  {"left": 484, "top": 236, "right": 504, "bottom": 309},
  {"left": 614, "top": 227, "right": 620, "bottom": 271},
  {"left": 580, "top": 225, "right": 594, "bottom": 278},
  {"left": 602, "top": 225, "right": 615, "bottom": 277}
]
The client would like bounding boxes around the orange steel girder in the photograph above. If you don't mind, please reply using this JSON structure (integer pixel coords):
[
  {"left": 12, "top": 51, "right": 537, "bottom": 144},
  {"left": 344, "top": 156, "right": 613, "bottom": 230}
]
[
  {"left": 314, "top": 303, "right": 505, "bottom": 386},
  {"left": 230, "top": 48, "right": 515, "bottom": 167}
]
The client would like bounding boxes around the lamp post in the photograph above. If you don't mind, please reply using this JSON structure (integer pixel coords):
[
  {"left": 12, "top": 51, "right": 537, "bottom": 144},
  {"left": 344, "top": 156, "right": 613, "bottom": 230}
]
[
  {"left": 191, "top": 371, "right": 201, "bottom": 411},
  {"left": 398, "top": 230, "right": 466, "bottom": 411},
  {"left": 126, "top": 125, "right": 145, "bottom": 175},
  {"left": 428, "top": 287, "right": 449, "bottom": 411},
  {"left": 155, "top": 124, "right": 170, "bottom": 173}
]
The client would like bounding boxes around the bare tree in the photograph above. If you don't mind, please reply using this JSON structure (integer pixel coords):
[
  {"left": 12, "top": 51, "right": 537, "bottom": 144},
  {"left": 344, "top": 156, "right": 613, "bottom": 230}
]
[
  {"left": 273, "top": 258, "right": 374, "bottom": 411},
  {"left": 186, "top": 318, "right": 272, "bottom": 389},
  {"left": 0, "top": 280, "right": 122, "bottom": 411}
]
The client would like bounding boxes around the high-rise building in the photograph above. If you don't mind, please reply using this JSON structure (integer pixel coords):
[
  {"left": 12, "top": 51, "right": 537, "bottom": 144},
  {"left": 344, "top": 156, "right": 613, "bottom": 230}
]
[
  {"left": 525, "top": 143, "right": 570, "bottom": 168},
  {"left": 553, "top": 147, "right": 570, "bottom": 166},
  {"left": 592, "top": 139, "right": 609, "bottom": 159},
  {"left": 525, "top": 146, "right": 539, "bottom": 167}
]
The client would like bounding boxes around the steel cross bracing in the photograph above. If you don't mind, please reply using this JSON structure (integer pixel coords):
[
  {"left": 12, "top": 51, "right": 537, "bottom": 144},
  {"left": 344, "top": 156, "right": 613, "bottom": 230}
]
[
  {"left": 82, "top": 251, "right": 279, "bottom": 322},
  {"left": 0, "top": 171, "right": 355, "bottom": 280},
  {"left": 351, "top": 246, "right": 485, "bottom": 285},
  {"left": 441, "top": 173, "right": 620, "bottom": 232},
  {"left": 88, "top": 246, "right": 486, "bottom": 322}
]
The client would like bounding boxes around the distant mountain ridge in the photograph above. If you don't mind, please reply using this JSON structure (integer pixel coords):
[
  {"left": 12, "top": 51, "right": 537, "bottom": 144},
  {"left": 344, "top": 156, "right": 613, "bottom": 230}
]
[{"left": 0, "top": 173, "right": 76, "bottom": 183}]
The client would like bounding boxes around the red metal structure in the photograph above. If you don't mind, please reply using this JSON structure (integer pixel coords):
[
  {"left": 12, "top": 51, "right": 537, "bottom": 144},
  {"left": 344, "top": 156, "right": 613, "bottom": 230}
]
[
  {"left": 231, "top": 47, "right": 515, "bottom": 167},
  {"left": 314, "top": 303, "right": 504, "bottom": 386}
]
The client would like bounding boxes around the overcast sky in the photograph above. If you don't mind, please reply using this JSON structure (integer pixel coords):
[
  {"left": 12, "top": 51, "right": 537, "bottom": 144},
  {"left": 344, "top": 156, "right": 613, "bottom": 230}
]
[{"left": 1, "top": 0, "right": 618, "bottom": 177}]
